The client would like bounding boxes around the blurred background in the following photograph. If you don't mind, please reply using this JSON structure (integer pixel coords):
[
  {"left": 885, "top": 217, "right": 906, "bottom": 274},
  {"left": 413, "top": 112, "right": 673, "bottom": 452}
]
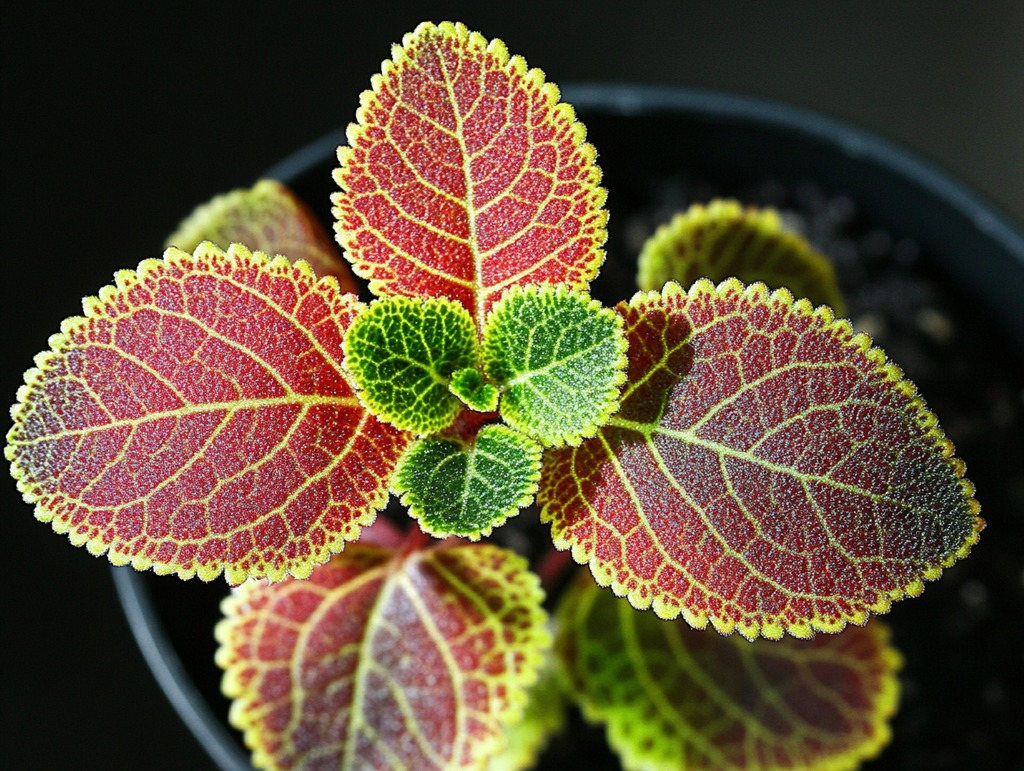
[{"left": 3, "top": 2, "right": 1021, "bottom": 768}]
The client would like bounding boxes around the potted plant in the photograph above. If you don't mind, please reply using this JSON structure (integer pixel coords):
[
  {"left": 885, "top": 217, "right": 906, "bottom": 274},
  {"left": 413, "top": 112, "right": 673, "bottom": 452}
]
[{"left": 9, "top": 21, "right": 1022, "bottom": 770}]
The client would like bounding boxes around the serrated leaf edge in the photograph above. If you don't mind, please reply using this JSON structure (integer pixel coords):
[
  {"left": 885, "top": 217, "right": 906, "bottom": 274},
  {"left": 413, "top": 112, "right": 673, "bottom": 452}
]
[
  {"left": 332, "top": 20, "right": 608, "bottom": 316},
  {"left": 6, "top": 242, "right": 387, "bottom": 584},
  {"left": 484, "top": 284, "right": 628, "bottom": 448},
  {"left": 164, "top": 179, "right": 282, "bottom": 250},
  {"left": 342, "top": 294, "right": 479, "bottom": 436},
  {"left": 556, "top": 576, "right": 903, "bottom": 771},
  {"left": 393, "top": 424, "right": 543, "bottom": 541},
  {"left": 541, "top": 278, "right": 982, "bottom": 640},
  {"left": 216, "top": 543, "right": 552, "bottom": 770},
  {"left": 637, "top": 199, "right": 847, "bottom": 315}
]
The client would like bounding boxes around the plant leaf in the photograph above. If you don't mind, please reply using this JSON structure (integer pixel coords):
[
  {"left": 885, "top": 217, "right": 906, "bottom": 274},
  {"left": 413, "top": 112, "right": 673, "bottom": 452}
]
[
  {"left": 166, "top": 179, "right": 359, "bottom": 292},
  {"left": 539, "top": 280, "right": 982, "bottom": 639},
  {"left": 216, "top": 541, "right": 550, "bottom": 770},
  {"left": 556, "top": 572, "right": 901, "bottom": 771},
  {"left": 6, "top": 243, "right": 407, "bottom": 583},
  {"left": 343, "top": 295, "right": 478, "bottom": 435},
  {"left": 393, "top": 424, "right": 542, "bottom": 539},
  {"left": 332, "top": 20, "right": 607, "bottom": 329},
  {"left": 637, "top": 199, "right": 846, "bottom": 314},
  {"left": 483, "top": 285, "right": 627, "bottom": 447},
  {"left": 485, "top": 651, "right": 566, "bottom": 771},
  {"left": 449, "top": 367, "right": 500, "bottom": 412}
]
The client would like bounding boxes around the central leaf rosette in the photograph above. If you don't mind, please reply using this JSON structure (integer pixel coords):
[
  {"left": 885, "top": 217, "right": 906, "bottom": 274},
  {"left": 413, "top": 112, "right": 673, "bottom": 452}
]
[
  {"left": 343, "top": 286, "right": 627, "bottom": 539},
  {"left": 331, "top": 21, "right": 625, "bottom": 540}
]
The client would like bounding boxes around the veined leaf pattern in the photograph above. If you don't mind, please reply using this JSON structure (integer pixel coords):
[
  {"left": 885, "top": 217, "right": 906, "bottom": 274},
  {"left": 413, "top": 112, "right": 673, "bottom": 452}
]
[
  {"left": 6, "top": 243, "right": 407, "bottom": 583},
  {"left": 556, "top": 573, "right": 901, "bottom": 771},
  {"left": 216, "top": 542, "right": 550, "bottom": 770},
  {"left": 539, "top": 280, "right": 982, "bottom": 639},
  {"left": 483, "top": 285, "right": 627, "bottom": 447},
  {"left": 484, "top": 652, "right": 566, "bottom": 771},
  {"left": 343, "top": 296, "right": 479, "bottom": 435},
  {"left": 167, "top": 179, "right": 359, "bottom": 292},
  {"left": 393, "top": 424, "right": 543, "bottom": 540},
  {"left": 333, "top": 21, "right": 607, "bottom": 329}
]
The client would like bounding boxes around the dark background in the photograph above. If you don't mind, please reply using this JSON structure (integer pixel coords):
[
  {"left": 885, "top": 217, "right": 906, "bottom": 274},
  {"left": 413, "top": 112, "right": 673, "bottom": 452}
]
[{"left": 3, "top": 3, "right": 1021, "bottom": 769}]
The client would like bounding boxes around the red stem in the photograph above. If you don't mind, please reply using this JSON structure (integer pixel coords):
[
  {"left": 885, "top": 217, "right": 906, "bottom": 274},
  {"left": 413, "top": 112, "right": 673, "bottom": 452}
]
[
  {"left": 535, "top": 545, "right": 574, "bottom": 592},
  {"left": 398, "top": 522, "right": 433, "bottom": 556}
]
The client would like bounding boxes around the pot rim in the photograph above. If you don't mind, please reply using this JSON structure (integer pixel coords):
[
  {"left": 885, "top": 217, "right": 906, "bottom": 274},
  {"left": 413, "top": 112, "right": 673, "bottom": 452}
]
[{"left": 116, "top": 82, "right": 1024, "bottom": 771}]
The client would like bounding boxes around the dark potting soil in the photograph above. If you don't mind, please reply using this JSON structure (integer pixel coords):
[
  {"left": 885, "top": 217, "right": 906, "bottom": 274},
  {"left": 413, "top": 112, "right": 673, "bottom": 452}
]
[{"left": 131, "top": 164, "right": 1023, "bottom": 770}]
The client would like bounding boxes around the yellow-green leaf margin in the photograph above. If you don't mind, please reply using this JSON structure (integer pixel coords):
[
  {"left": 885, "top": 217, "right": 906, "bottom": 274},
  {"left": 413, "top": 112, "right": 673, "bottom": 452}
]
[{"left": 637, "top": 199, "right": 846, "bottom": 314}]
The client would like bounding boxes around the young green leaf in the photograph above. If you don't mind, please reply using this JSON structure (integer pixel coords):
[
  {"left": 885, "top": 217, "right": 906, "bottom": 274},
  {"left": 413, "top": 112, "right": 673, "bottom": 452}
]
[
  {"left": 483, "top": 285, "right": 627, "bottom": 447},
  {"left": 343, "top": 295, "right": 478, "bottom": 435},
  {"left": 449, "top": 367, "right": 500, "bottom": 412},
  {"left": 333, "top": 21, "right": 607, "bottom": 328},
  {"left": 637, "top": 199, "right": 846, "bottom": 314},
  {"left": 556, "top": 572, "right": 901, "bottom": 771},
  {"left": 539, "top": 280, "right": 982, "bottom": 639},
  {"left": 393, "top": 424, "right": 542, "bottom": 539},
  {"left": 166, "top": 179, "right": 359, "bottom": 292},
  {"left": 216, "top": 542, "right": 550, "bottom": 770},
  {"left": 6, "top": 243, "right": 407, "bottom": 584}
]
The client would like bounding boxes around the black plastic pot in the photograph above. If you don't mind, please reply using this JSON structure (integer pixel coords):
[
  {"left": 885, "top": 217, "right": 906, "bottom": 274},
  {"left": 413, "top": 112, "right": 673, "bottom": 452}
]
[{"left": 113, "top": 83, "right": 1024, "bottom": 770}]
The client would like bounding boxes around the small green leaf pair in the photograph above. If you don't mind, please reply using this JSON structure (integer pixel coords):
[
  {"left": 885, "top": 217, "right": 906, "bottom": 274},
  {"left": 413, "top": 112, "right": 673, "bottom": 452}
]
[{"left": 343, "top": 284, "right": 627, "bottom": 539}]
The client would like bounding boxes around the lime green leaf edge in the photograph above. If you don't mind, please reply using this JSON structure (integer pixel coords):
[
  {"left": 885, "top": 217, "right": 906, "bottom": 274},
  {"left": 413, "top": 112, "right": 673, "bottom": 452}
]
[
  {"left": 484, "top": 285, "right": 629, "bottom": 448},
  {"left": 216, "top": 544, "right": 553, "bottom": 770},
  {"left": 555, "top": 576, "right": 904, "bottom": 771},
  {"left": 486, "top": 650, "right": 567, "bottom": 771},
  {"left": 393, "top": 425, "right": 543, "bottom": 541},
  {"left": 331, "top": 20, "right": 608, "bottom": 304},
  {"left": 6, "top": 243, "right": 372, "bottom": 584},
  {"left": 542, "top": 278, "right": 983, "bottom": 640},
  {"left": 343, "top": 295, "right": 479, "bottom": 436},
  {"left": 637, "top": 199, "right": 847, "bottom": 315}
]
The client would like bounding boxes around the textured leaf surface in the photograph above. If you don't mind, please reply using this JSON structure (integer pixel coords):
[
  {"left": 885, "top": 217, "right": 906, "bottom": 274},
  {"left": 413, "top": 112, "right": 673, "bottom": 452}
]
[
  {"left": 449, "top": 367, "right": 500, "bottom": 412},
  {"left": 333, "top": 21, "right": 607, "bottom": 328},
  {"left": 343, "top": 296, "right": 478, "bottom": 435},
  {"left": 485, "top": 654, "right": 566, "bottom": 771},
  {"left": 216, "top": 542, "right": 550, "bottom": 770},
  {"left": 6, "top": 243, "right": 407, "bottom": 583},
  {"left": 637, "top": 200, "right": 845, "bottom": 314},
  {"left": 483, "top": 285, "right": 627, "bottom": 447},
  {"left": 539, "top": 280, "right": 982, "bottom": 639},
  {"left": 167, "top": 179, "right": 359, "bottom": 292},
  {"left": 556, "top": 573, "right": 901, "bottom": 771},
  {"left": 394, "top": 424, "right": 542, "bottom": 539}
]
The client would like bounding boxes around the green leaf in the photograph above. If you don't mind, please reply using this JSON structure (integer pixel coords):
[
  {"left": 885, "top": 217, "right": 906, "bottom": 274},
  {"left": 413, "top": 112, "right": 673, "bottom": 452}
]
[
  {"left": 393, "top": 424, "right": 542, "bottom": 539},
  {"left": 556, "top": 573, "right": 901, "bottom": 771},
  {"left": 637, "top": 199, "right": 846, "bottom": 314},
  {"left": 483, "top": 285, "right": 627, "bottom": 447},
  {"left": 343, "top": 296, "right": 478, "bottom": 434},
  {"left": 449, "top": 367, "right": 500, "bottom": 412}
]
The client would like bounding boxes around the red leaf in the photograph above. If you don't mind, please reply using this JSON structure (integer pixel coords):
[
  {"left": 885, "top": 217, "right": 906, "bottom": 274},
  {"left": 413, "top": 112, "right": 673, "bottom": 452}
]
[
  {"left": 539, "top": 280, "right": 982, "bottom": 639},
  {"left": 7, "top": 243, "right": 407, "bottom": 583},
  {"left": 216, "top": 542, "right": 550, "bottom": 770},
  {"left": 333, "top": 21, "right": 607, "bottom": 328}
]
